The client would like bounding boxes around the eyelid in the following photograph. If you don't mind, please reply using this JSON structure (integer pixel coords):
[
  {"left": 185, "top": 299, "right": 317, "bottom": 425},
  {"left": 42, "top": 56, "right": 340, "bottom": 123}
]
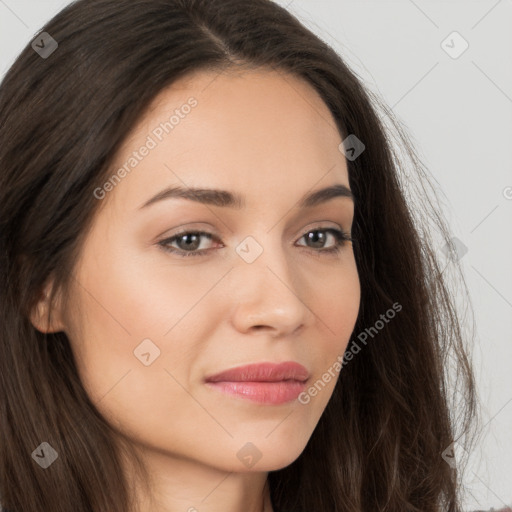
[
  {"left": 298, "top": 220, "right": 345, "bottom": 235},
  {"left": 160, "top": 220, "right": 348, "bottom": 244}
]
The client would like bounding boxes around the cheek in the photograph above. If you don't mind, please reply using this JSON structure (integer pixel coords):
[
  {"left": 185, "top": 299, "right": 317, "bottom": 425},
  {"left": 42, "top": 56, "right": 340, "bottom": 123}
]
[
  {"left": 65, "top": 242, "right": 225, "bottom": 421},
  {"left": 314, "top": 256, "right": 361, "bottom": 349},
  {"left": 71, "top": 236, "right": 216, "bottom": 348},
  {"left": 303, "top": 260, "right": 360, "bottom": 403},
  {"left": 63, "top": 245, "right": 166, "bottom": 403}
]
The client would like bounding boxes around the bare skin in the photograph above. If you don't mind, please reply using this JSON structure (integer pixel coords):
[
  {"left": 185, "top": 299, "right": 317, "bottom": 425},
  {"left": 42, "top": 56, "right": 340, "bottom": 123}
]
[{"left": 31, "top": 66, "right": 360, "bottom": 512}]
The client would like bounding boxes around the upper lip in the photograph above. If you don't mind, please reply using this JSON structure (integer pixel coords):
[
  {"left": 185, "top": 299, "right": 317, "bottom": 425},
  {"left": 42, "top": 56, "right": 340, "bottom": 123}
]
[{"left": 205, "top": 362, "right": 310, "bottom": 383}]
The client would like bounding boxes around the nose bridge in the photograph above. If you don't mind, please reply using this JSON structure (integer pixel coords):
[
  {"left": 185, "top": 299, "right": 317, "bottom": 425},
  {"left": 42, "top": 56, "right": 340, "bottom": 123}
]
[
  {"left": 235, "top": 229, "right": 295, "bottom": 287},
  {"left": 230, "top": 229, "right": 310, "bottom": 332}
]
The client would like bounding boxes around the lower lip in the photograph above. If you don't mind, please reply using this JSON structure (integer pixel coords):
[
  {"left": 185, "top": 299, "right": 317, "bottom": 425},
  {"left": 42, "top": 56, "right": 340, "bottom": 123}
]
[{"left": 205, "top": 380, "right": 307, "bottom": 404}]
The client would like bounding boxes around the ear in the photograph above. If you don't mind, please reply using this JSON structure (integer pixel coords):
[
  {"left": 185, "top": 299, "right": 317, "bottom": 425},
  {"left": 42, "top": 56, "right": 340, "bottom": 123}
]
[{"left": 29, "top": 276, "right": 66, "bottom": 333}]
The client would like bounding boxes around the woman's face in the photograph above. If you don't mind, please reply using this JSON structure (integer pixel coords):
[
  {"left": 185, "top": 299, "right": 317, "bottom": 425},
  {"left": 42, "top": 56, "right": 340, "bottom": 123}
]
[{"left": 52, "top": 67, "right": 360, "bottom": 473}]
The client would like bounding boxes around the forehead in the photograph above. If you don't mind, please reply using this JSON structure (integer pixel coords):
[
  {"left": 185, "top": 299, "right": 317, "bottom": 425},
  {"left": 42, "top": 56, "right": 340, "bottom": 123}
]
[{"left": 106, "top": 67, "right": 350, "bottom": 214}]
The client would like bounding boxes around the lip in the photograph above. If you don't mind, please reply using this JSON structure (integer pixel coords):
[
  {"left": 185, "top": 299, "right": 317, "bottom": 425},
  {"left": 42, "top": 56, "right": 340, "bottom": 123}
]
[
  {"left": 204, "top": 362, "right": 310, "bottom": 405},
  {"left": 205, "top": 361, "right": 310, "bottom": 383}
]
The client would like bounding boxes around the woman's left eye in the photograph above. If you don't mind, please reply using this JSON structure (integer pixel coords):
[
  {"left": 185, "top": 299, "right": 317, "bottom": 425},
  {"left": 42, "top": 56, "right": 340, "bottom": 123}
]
[{"left": 158, "top": 228, "right": 352, "bottom": 258}]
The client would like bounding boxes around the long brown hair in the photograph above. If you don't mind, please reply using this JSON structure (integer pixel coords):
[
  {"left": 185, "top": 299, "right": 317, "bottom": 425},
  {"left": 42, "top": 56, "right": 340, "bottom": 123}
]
[{"left": 0, "top": 0, "right": 480, "bottom": 510}]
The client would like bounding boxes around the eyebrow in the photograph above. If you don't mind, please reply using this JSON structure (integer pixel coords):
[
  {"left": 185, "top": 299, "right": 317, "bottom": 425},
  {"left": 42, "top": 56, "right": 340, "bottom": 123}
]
[{"left": 139, "top": 183, "right": 354, "bottom": 210}]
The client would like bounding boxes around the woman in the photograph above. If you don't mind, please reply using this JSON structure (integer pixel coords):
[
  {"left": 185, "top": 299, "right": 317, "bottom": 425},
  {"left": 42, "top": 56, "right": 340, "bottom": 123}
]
[{"left": 0, "top": 0, "right": 480, "bottom": 511}]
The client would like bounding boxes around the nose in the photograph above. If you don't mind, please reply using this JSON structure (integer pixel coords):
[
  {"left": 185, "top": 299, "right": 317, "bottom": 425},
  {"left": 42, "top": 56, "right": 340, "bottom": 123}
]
[{"left": 228, "top": 235, "right": 314, "bottom": 337}]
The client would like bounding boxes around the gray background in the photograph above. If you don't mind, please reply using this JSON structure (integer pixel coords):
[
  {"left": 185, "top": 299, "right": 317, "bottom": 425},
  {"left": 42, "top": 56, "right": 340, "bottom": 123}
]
[{"left": 1, "top": 1, "right": 511, "bottom": 510}]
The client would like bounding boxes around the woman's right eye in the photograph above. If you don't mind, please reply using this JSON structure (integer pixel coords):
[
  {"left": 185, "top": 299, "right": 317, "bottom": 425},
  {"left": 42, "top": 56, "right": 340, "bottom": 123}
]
[{"left": 158, "top": 231, "right": 220, "bottom": 258}]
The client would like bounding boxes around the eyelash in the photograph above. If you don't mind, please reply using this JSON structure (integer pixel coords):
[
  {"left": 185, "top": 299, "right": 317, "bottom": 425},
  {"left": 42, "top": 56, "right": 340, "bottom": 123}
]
[{"left": 158, "top": 227, "right": 353, "bottom": 258}]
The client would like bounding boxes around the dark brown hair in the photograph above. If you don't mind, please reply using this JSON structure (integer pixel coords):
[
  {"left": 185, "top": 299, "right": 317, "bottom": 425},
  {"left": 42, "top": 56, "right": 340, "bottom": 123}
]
[{"left": 0, "top": 0, "right": 480, "bottom": 510}]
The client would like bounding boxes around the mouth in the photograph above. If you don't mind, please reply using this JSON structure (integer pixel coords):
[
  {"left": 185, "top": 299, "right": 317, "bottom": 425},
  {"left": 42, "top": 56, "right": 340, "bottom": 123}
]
[
  {"left": 205, "top": 380, "right": 308, "bottom": 404},
  {"left": 204, "top": 361, "right": 309, "bottom": 405}
]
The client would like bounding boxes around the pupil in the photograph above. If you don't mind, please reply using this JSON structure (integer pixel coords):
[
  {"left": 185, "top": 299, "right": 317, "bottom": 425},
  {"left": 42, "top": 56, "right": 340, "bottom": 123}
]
[
  {"left": 308, "top": 231, "right": 325, "bottom": 248},
  {"left": 182, "top": 234, "right": 199, "bottom": 250}
]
